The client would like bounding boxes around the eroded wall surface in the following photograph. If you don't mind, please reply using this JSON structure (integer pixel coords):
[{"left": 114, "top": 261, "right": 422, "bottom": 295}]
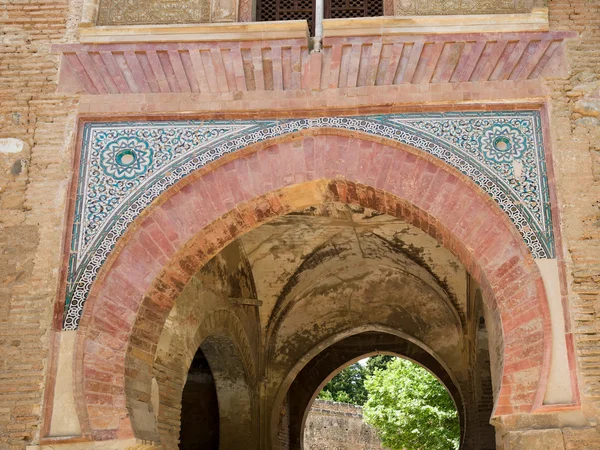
[
  {"left": 303, "top": 400, "right": 383, "bottom": 450},
  {"left": 0, "top": 0, "right": 77, "bottom": 448},
  {"left": 550, "top": 2, "right": 600, "bottom": 393},
  {"left": 541, "top": 1, "right": 600, "bottom": 445}
]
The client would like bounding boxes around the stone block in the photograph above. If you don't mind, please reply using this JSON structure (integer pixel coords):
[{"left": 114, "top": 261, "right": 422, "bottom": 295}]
[
  {"left": 507, "top": 429, "right": 564, "bottom": 450},
  {"left": 562, "top": 427, "right": 600, "bottom": 449}
]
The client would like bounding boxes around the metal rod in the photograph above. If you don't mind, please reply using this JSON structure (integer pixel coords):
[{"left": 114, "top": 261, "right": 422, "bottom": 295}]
[{"left": 313, "top": 0, "right": 324, "bottom": 52}]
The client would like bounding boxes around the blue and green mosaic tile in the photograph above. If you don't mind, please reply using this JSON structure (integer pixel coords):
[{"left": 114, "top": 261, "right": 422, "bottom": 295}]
[{"left": 64, "top": 111, "right": 554, "bottom": 329}]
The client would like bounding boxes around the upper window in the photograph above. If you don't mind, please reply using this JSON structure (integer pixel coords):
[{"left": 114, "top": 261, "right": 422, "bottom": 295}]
[
  {"left": 328, "top": 0, "right": 383, "bottom": 19},
  {"left": 94, "top": 0, "right": 543, "bottom": 27},
  {"left": 257, "top": 0, "right": 384, "bottom": 34}
]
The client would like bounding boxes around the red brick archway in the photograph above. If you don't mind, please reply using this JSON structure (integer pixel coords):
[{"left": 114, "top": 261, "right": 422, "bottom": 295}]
[{"left": 73, "top": 129, "right": 551, "bottom": 442}]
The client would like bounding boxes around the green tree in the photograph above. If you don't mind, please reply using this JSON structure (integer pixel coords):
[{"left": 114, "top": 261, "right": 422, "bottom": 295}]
[
  {"left": 365, "top": 355, "right": 395, "bottom": 375},
  {"left": 363, "top": 358, "right": 460, "bottom": 450},
  {"left": 318, "top": 362, "right": 368, "bottom": 405}
]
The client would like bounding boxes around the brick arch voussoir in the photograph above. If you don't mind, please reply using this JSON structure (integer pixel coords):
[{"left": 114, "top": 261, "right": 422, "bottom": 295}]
[{"left": 76, "top": 131, "right": 550, "bottom": 441}]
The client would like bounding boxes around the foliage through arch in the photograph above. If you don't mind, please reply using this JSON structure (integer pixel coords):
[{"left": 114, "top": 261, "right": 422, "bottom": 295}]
[{"left": 318, "top": 356, "right": 460, "bottom": 450}]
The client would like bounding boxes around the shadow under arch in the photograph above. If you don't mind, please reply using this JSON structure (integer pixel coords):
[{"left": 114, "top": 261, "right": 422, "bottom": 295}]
[
  {"left": 181, "top": 334, "right": 255, "bottom": 450},
  {"left": 262, "top": 241, "right": 465, "bottom": 369},
  {"left": 72, "top": 130, "right": 551, "bottom": 443},
  {"left": 275, "top": 327, "right": 467, "bottom": 450},
  {"left": 153, "top": 309, "right": 258, "bottom": 449}
]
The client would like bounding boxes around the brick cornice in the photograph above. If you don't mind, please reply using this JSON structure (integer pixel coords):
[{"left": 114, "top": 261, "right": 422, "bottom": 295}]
[{"left": 53, "top": 30, "right": 576, "bottom": 96}]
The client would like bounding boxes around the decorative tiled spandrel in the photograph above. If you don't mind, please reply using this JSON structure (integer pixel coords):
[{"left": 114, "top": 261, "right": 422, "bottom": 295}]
[{"left": 65, "top": 111, "right": 554, "bottom": 329}]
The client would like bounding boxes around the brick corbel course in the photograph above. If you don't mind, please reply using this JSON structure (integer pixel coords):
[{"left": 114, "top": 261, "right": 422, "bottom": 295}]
[{"left": 53, "top": 31, "right": 576, "bottom": 96}]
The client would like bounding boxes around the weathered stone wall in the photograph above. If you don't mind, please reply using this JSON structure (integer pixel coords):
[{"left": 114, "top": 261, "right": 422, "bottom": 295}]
[
  {"left": 303, "top": 400, "right": 383, "bottom": 450},
  {"left": 547, "top": 0, "right": 600, "bottom": 432},
  {"left": 0, "top": 0, "right": 77, "bottom": 448}
]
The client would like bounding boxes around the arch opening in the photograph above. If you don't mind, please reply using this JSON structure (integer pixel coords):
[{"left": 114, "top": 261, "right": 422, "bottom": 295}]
[
  {"left": 73, "top": 132, "right": 550, "bottom": 446},
  {"left": 150, "top": 203, "right": 497, "bottom": 449},
  {"left": 306, "top": 352, "right": 463, "bottom": 450},
  {"left": 283, "top": 331, "right": 472, "bottom": 450},
  {"left": 179, "top": 346, "right": 219, "bottom": 450},
  {"left": 154, "top": 305, "right": 259, "bottom": 449}
]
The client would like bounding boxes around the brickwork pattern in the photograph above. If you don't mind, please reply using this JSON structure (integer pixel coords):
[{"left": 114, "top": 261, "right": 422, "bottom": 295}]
[
  {"left": 304, "top": 400, "right": 383, "bottom": 450},
  {"left": 0, "top": 0, "right": 76, "bottom": 448},
  {"left": 56, "top": 32, "right": 573, "bottom": 95},
  {"left": 546, "top": 0, "right": 600, "bottom": 422}
]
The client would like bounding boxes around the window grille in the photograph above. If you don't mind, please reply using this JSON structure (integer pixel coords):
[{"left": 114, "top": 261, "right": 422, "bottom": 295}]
[
  {"left": 327, "top": 0, "right": 383, "bottom": 19},
  {"left": 257, "top": 0, "right": 384, "bottom": 34}
]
